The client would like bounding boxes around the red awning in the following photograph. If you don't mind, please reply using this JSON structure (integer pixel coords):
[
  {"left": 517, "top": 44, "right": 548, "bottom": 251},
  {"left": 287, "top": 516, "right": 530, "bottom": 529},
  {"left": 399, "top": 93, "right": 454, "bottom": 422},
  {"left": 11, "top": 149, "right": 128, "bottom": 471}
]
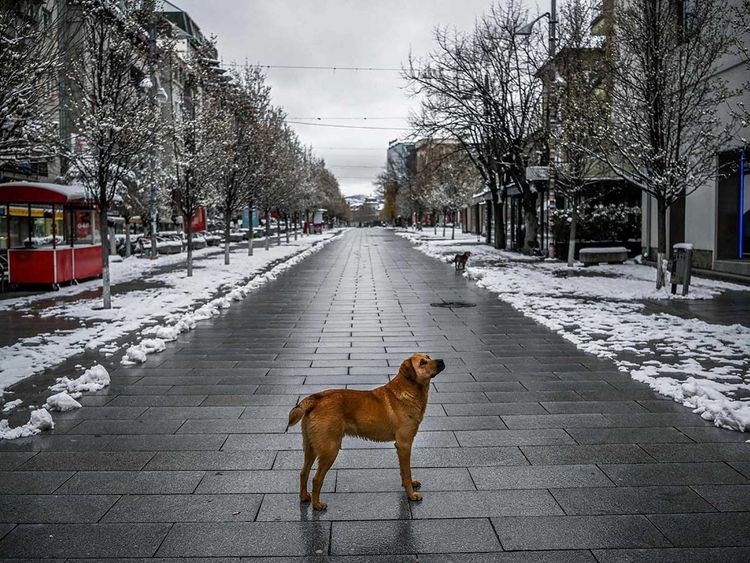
[{"left": 0, "top": 182, "right": 90, "bottom": 205}]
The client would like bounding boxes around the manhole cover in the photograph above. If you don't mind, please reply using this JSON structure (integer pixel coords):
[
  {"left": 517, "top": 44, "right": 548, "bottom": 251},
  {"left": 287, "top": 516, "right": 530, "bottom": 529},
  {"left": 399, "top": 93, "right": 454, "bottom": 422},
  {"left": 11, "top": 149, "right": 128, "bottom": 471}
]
[{"left": 430, "top": 301, "right": 477, "bottom": 308}]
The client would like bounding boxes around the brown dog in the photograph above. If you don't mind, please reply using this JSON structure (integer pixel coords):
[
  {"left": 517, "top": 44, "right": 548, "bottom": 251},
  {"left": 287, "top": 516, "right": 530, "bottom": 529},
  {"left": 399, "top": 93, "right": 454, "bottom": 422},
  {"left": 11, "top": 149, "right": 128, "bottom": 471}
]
[
  {"left": 287, "top": 353, "right": 445, "bottom": 510},
  {"left": 453, "top": 251, "right": 472, "bottom": 271}
]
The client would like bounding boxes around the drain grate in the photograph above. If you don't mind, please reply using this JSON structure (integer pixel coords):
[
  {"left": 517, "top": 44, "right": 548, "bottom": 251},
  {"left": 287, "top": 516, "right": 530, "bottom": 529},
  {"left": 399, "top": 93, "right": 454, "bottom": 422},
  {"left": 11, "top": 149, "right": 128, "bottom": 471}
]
[{"left": 430, "top": 301, "right": 477, "bottom": 308}]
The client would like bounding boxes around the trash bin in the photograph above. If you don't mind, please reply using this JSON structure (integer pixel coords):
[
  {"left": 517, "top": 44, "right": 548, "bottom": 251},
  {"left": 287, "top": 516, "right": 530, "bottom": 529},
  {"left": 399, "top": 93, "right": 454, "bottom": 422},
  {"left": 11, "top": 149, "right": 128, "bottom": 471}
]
[{"left": 670, "top": 243, "right": 693, "bottom": 296}]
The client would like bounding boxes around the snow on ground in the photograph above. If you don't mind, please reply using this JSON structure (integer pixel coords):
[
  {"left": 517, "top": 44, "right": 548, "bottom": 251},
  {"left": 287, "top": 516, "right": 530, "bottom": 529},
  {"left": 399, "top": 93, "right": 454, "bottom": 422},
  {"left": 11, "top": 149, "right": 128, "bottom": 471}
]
[
  {"left": 399, "top": 229, "right": 750, "bottom": 432},
  {"left": 0, "top": 231, "right": 343, "bottom": 393},
  {"left": 0, "top": 408, "right": 54, "bottom": 440}
]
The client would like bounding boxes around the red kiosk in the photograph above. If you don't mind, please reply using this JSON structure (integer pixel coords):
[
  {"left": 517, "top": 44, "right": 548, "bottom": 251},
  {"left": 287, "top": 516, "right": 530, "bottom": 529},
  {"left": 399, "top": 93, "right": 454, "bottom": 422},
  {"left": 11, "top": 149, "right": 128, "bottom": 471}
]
[{"left": 0, "top": 182, "right": 102, "bottom": 289}]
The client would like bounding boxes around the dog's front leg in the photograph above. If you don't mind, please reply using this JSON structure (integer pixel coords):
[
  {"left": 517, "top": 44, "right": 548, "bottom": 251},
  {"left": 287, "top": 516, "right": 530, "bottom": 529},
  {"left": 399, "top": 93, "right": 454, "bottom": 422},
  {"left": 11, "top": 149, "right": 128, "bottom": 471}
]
[{"left": 395, "top": 438, "right": 421, "bottom": 501}]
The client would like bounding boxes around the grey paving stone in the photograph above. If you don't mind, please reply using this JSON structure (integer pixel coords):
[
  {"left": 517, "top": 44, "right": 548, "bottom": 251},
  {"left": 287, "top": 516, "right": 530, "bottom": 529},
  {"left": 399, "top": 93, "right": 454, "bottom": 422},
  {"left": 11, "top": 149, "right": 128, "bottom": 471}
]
[
  {"left": 56, "top": 471, "right": 204, "bottom": 494},
  {"left": 540, "top": 401, "right": 648, "bottom": 414},
  {"left": 139, "top": 407, "right": 245, "bottom": 419},
  {"left": 156, "top": 522, "right": 329, "bottom": 557},
  {"left": 729, "top": 462, "right": 750, "bottom": 479},
  {"left": 420, "top": 551, "right": 597, "bottom": 562},
  {"left": 565, "top": 427, "right": 692, "bottom": 444},
  {"left": 177, "top": 418, "right": 287, "bottom": 434},
  {"left": 492, "top": 515, "right": 669, "bottom": 550},
  {"left": 691, "top": 484, "right": 750, "bottom": 511},
  {"left": 256, "top": 492, "right": 411, "bottom": 521},
  {"left": 469, "top": 464, "right": 613, "bottom": 490},
  {"left": 552, "top": 486, "right": 715, "bottom": 515},
  {"left": 521, "top": 445, "right": 653, "bottom": 465},
  {"left": 106, "top": 393, "right": 208, "bottom": 406},
  {"left": 0, "top": 523, "right": 171, "bottom": 558},
  {"left": 410, "top": 489, "right": 563, "bottom": 518},
  {"left": 196, "top": 469, "right": 336, "bottom": 494},
  {"left": 102, "top": 494, "right": 263, "bottom": 522},
  {"left": 0, "top": 434, "right": 113, "bottom": 452},
  {"left": 0, "top": 495, "right": 118, "bottom": 523},
  {"left": 502, "top": 414, "right": 612, "bottom": 429},
  {"left": 592, "top": 547, "right": 750, "bottom": 562},
  {"left": 50, "top": 406, "right": 148, "bottom": 419},
  {"left": 211, "top": 395, "right": 298, "bottom": 407},
  {"left": 649, "top": 512, "right": 750, "bottom": 547},
  {"left": 443, "top": 402, "right": 547, "bottom": 415},
  {"left": 104, "top": 434, "right": 226, "bottom": 451},
  {"left": 66, "top": 419, "right": 185, "bottom": 435},
  {"left": 604, "top": 413, "right": 717, "bottom": 428},
  {"left": 0, "top": 453, "right": 36, "bottom": 470},
  {"left": 274, "top": 446, "right": 528, "bottom": 469},
  {"left": 455, "top": 429, "right": 575, "bottom": 447},
  {"left": 145, "top": 451, "right": 276, "bottom": 471},
  {"left": 676, "top": 426, "right": 750, "bottom": 442},
  {"left": 418, "top": 415, "right": 506, "bottom": 431},
  {"left": 17, "top": 451, "right": 154, "bottom": 471},
  {"left": 331, "top": 518, "right": 501, "bottom": 555},
  {"left": 641, "top": 443, "right": 750, "bottom": 462},
  {"left": 166, "top": 386, "right": 259, "bottom": 396},
  {"left": 601, "top": 462, "right": 749, "bottom": 486},
  {"left": 0, "top": 472, "right": 73, "bottom": 494},
  {"left": 335, "top": 467, "right": 475, "bottom": 492}
]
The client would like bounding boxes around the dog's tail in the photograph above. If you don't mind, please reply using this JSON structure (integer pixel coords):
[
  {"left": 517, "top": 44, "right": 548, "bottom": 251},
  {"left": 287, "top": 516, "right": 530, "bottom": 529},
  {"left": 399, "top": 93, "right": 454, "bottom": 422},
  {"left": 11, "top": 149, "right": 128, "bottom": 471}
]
[{"left": 286, "top": 396, "right": 316, "bottom": 431}]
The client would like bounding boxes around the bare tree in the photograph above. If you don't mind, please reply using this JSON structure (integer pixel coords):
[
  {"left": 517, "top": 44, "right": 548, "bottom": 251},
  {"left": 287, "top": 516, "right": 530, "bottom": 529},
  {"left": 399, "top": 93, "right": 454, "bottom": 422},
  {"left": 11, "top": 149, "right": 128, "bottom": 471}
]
[
  {"left": 552, "top": 0, "right": 610, "bottom": 266},
  {"left": 168, "top": 60, "right": 223, "bottom": 277},
  {"left": 65, "top": 0, "right": 157, "bottom": 308},
  {"left": 405, "top": 0, "right": 546, "bottom": 251},
  {"left": 592, "top": 0, "right": 736, "bottom": 287},
  {"left": 0, "top": 0, "right": 60, "bottom": 175}
]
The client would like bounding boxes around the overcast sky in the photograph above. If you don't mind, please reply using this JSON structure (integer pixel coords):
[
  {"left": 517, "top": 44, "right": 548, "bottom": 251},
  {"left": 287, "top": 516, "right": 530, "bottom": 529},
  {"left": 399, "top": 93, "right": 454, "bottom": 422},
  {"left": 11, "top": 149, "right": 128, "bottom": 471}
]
[{"left": 173, "top": 0, "right": 545, "bottom": 197}]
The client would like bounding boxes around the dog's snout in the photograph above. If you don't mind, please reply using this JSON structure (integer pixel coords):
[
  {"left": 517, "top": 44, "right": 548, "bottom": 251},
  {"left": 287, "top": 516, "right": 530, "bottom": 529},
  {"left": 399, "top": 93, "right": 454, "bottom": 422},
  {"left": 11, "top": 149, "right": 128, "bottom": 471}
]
[{"left": 435, "top": 359, "right": 445, "bottom": 373}]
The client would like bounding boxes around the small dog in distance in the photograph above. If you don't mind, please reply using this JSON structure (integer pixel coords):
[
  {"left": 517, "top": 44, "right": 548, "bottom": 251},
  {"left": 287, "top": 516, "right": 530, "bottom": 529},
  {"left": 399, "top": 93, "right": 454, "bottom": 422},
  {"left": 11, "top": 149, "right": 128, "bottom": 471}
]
[{"left": 453, "top": 251, "right": 472, "bottom": 271}]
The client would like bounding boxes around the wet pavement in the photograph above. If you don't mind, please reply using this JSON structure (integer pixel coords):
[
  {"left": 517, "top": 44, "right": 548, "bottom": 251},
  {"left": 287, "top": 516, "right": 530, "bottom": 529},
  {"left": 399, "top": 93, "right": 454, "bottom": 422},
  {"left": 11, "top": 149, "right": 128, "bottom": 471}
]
[{"left": 0, "top": 228, "right": 748, "bottom": 561}]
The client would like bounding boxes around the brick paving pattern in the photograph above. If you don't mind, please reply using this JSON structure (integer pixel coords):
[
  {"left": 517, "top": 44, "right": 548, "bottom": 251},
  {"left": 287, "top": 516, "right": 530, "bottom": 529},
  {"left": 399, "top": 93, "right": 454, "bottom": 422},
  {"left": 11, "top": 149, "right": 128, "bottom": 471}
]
[{"left": 0, "top": 229, "right": 748, "bottom": 561}]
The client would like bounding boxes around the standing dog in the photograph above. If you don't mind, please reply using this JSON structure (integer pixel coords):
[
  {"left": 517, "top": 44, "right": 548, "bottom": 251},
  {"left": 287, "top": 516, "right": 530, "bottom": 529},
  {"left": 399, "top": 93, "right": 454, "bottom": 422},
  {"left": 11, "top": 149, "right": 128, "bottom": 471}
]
[
  {"left": 287, "top": 353, "right": 445, "bottom": 510},
  {"left": 453, "top": 251, "right": 472, "bottom": 271}
]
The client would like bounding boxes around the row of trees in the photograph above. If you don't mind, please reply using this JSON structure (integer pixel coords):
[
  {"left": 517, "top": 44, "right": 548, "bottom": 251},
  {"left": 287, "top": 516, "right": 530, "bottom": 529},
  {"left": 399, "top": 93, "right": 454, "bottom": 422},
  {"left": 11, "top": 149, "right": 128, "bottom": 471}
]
[
  {"left": 1, "top": 0, "right": 348, "bottom": 308},
  {"left": 401, "top": 0, "right": 747, "bottom": 284}
]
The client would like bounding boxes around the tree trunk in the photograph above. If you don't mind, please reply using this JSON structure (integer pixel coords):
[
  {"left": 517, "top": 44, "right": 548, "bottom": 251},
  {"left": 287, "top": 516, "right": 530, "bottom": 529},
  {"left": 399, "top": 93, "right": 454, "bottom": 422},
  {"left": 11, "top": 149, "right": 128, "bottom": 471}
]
[
  {"left": 276, "top": 212, "right": 281, "bottom": 246},
  {"left": 656, "top": 199, "right": 667, "bottom": 289},
  {"left": 567, "top": 206, "right": 577, "bottom": 267},
  {"left": 522, "top": 189, "right": 539, "bottom": 253},
  {"left": 124, "top": 220, "right": 131, "bottom": 258},
  {"left": 493, "top": 200, "right": 504, "bottom": 250},
  {"left": 452, "top": 208, "right": 456, "bottom": 240},
  {"left": 186, "top": 216, "right": 193, "bottom": 277},
  {"left": 265, "top": 209, "right": 270, "bottom": 251},
  {"left": 247, "top": 204, "right": 254, "bottom": 256},
  {"left": 285, "top": 213, "right": 290, "bottom": 244},
  {"left": 99, "top": 206, "right": 111, "bottom": 309},
  {"left": 442, "top": 210, "right": 447, "bottom": 238},
  {"left": 224, "top": 211, "right": 231, "bottom": 265},
  {"left": 293, "top": 212, "right": 298, "bottom": 241},
  {"left": 433, "top": 210, "right": 437, "bottom": 235}
]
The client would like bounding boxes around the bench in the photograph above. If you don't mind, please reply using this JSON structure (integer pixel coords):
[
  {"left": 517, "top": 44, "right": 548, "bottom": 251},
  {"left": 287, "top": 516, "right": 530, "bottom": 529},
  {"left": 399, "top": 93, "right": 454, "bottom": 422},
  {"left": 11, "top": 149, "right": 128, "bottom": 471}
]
[{"left": 579, "top": 246, "right": 629, "bottom": 266}]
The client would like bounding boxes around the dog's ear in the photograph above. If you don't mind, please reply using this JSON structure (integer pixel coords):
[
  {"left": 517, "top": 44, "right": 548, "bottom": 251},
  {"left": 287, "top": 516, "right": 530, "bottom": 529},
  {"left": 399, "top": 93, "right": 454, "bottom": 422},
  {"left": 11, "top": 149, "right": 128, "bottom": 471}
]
[{"left": 398, "top": 357, "right": 417, "bottom": 382}]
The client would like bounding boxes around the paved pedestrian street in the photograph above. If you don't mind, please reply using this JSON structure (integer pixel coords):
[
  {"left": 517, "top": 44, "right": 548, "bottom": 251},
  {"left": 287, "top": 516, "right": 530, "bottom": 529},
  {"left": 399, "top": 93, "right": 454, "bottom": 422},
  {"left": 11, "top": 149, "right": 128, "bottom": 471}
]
[{"left": 1, "top": 229, "right": 748, "bottom": 561}]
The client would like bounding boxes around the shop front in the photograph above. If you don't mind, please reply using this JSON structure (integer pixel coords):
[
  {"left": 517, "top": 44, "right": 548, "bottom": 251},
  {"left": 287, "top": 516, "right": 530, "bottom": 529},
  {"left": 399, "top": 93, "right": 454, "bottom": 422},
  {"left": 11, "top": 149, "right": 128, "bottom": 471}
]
[{"left": 0, "top": 182, "right": 102, "bottom": 288}]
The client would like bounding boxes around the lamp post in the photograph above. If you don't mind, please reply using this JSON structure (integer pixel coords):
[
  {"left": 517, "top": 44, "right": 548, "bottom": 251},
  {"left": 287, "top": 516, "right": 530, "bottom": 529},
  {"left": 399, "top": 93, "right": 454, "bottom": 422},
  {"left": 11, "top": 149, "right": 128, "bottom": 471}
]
[{"left": 517, "top": 2, "right": 558, "bottom": 257}]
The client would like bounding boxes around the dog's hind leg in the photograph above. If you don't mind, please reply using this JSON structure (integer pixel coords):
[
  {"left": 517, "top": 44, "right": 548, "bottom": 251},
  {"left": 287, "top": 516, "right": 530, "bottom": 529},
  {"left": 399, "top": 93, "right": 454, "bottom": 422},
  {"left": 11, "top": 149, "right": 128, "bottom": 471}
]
[
  {"left": 299, "top": 433, "right": 315, "bottom": 503},
  {"left": 311, "top": 442, "right": 339, "bottom": 511}
]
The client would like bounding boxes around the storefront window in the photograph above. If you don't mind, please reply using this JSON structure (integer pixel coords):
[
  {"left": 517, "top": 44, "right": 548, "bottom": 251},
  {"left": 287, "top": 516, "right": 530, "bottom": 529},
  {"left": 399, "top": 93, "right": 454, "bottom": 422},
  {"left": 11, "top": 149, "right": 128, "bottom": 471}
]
[{"left": 742, "top": 167, "right": 749, "bottom": 258}]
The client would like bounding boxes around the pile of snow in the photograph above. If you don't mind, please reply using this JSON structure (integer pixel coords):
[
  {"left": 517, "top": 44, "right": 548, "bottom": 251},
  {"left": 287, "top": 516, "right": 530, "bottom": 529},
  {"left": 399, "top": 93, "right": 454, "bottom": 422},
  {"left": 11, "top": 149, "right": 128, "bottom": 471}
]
[
  {"left": 400, "top": 229, "right": 750, "bottom": 432},
  {"left": 44, "top": 391, "right": 82, "bottom": 412},
  {"left": 0, "top": 408, "right": 54, "bottom": 440},
  {"left": 49, "top": 364, "right": 110, "bottom": 393},
  {"left": 121, "top": 338, "right": 166, "bottom": 365},
  {"left": 2, "top": 399, "right": 22, "bottom": 413}
]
